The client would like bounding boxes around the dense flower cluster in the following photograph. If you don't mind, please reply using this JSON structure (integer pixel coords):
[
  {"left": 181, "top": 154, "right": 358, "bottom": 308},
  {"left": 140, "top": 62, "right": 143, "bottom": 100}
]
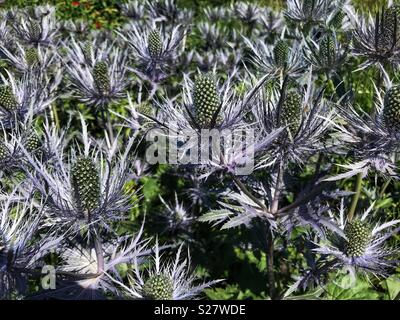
[{"left": 0, "top": 0, "right": 399, "bottom": 301}]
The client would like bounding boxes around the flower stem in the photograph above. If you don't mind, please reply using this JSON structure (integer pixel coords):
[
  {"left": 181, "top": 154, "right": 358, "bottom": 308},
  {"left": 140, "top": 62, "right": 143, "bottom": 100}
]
[
  {"left": 266, "top": 226, "right": 276, "bottom": 300},
  {"left": 271, "top": 160, "right": 284, "bottom": 214},
  {"left": 348, "top": 172, "right": 363, "bottom": 222},
  {"left": 94, "top": 232, "right": 105, "bottom": 273}
]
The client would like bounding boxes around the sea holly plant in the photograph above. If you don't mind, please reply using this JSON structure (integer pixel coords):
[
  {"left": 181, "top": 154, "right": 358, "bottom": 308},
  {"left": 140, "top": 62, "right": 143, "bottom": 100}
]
[{"left": 0, "top": 0, "right": 399, "bottom": 302}]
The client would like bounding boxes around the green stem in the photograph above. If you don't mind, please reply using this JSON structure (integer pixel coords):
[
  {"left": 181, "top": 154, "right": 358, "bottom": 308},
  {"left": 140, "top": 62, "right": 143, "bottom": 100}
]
[
  {"left": 51, "top": 104, "right": 60, "bottom": 129},
  {"left": 348, "top": 172, "right": 363, "bottom": 222},
  {"left": 266, "top": 227, "right": 276, "bottom": 300}
]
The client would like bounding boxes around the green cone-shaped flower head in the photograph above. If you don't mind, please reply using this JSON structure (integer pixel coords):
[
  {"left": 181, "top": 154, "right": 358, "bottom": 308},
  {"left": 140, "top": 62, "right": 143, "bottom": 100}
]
[
  {"left": 193, "top": 73, "right": 221, "bottom": 128},
  {"left": 383, "top": 85, "right": 400, "bottom": 131},
  {"left": 0, "top": 140, "right": 8, "bottom": 163},
  {"left": 319, "top": 33, "right": 336, "bottom": 67},
  {"left": 344, "top": 220, "right": 371, "bottom": 257},
  {"left": 31, "top": 20, "right": 42, "bottom": 40},
  {"left": 0, "top": 85, "right": 18, "bottom": 112},
  {"left": 273, "top": 39, "right": 289, "bottom": 67},
  {"left": 92, "top": 61, "right": 110, "bottom": 94},
  {"left": 82, "top": 41, "right": 93, "bottom": 62},
  {"left": 281, "top": 90, "right": 302, "bottom": 135},
  {"left": 302, "top": 0, "right": 315, "bottom": 16},
  {"left": 381, "top": 5, "right": 400, "bottom": 50},
  {"left": 25, "top": 132, "right": 41, "bottom": 153},
  {"left": 329, "top": 10, "right": 345, "bottom": 29},
  {"left": 148, "top": 30, "right": 162, "bottom": 58},
  {"left": 25, "top": 47, "right": 39, "bottom": 67},
  {"left": 142, "top": 274, "right": 174, "bottom": 300},
  {"left": 71, "top": 157, "right": 100, "bottom": 212}
]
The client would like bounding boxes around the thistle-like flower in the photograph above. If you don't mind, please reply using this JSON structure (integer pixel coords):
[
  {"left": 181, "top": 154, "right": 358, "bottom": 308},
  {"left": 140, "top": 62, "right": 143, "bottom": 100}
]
[
  {"left": 23, "top": 116, "right": 137, "bottom": 234},
  {"left": 120, "top": 24, "right": 185, "bottom": 83},
  {"left": 148, "top": 0, "right": 194, "bottom": 26},
  {"left": 244, "top": 36, "right": 306, "bottom": 79},
  {"left": 120, "top": 0, "right": 148, "bottom": 21},
  {"left": 284, "top": 0, "right": 336, "bottom": 32},
  {"left": 0, "top": 43, "right": 58, "bottom": 74},
  {"left": 351, "top": 4, "right": 400, "bottom": 71},
  {"left": 253, "top": 70, "right": 333, "bottom": 166},
  {"left": 326, "top": 78, "right": 400, "bottom": 180},
  {"left": 64, "top": 41, "right": 128, "bottom": 109},
  {"left": 313, "top": 202, "right": 400, "bottom": 277},
  {"left": 305, "top": 31, "right": 348, "bottom": 73},
  {"left": 0, "top": 70, "right": 60, "bottom": 128},
  {"left": 0, "top": 191, "right": 60, "bottom": 299},
  {"left": 233, "top": 2, "right": 261, "bottom": 28},
  {"left": 11, "top": 6, "right": 59, "bottom": 46},
  {"left": 113, "top": 242, "right": 221, "bottom": 300}
]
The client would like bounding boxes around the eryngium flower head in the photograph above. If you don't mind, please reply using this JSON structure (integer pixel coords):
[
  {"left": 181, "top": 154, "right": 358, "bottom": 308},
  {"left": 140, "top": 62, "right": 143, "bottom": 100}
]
[
  {"left": 273, "top": 39, "right": 289, "bottom": 67},
  {"left": 344, "top": 219, "right": 371, "bottom": 257},
  {"left": 0, "top": 71, "right": 60, "bottom": 128},
  {"left": 0, "top": 43, "right": 57, "bottom": 74},
  {"left": 65, "top": 43, "right": 128, "bottom": 109},
  {"left": 71, "top": 157, "right": 100, "bottom": 213},
  {"left": 284, "top": 0, "right": 335, "bottom": 30},
  {"left": 280, "top": 90, "right": 302, "bottom": 135},
  {"left": 383, "top": 85, "right": 400, "bottom": 131},
  {"left": 0, "top": 192, "right": 60, "bottom": 299},
  {"left": 25, "top": 47, "right": 39, "bottom": 67},
  {"left": 92, "top": 61, "right": 111, "bottom": 95},
  {"left": 313, "top": 203, "right": 400, "bottom": 277},
  {"left": 12, "top": 7, "right": 58, "bottom": 46},
  {"left": 352, "top": 4, "right": 400, "bottom": 71},
  {"left": 244, "top": 36, "right": 306, "bottom": 79},
  {"left": 0, "top": 85, "right": 18, "bottom": 112},
  {"left": 253, "top": 71, "right": 333, "bottom": 165},
  {"left": 119, "top": 24, "right": 185, "bottom": 83},
  {"left": 147, "top": 30, "right": 163, "bottom": 58},
  {"left": 116, "top": 242, "right": 221, "bottom": 300},
  {"left": 142, "top": 274, "right": 174, "bottom": 300},
  {"left": 25, "top": 131, "right": 41, "bottom": 154},
  {"left": 193, "top": 73, "right": 221, "bottom": 129},
  {"left": 326, "top": 80, "right": 400, "bottom": 180},
  {"left": 23, "top": 116, "right": 136, "bottom": 233},
  {"left": 305, "top": 31, "right": 348, "bottom": 73}
]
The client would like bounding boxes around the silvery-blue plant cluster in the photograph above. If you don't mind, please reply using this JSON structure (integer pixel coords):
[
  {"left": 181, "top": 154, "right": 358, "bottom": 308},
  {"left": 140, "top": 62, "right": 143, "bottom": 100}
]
[{"left": 0, "top": 0, "right": 399, "bottom": 301}]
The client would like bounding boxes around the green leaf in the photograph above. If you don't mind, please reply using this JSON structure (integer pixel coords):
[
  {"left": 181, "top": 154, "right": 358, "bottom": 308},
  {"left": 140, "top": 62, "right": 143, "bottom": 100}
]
[
  {"left": 381, "top": 276, "right": 400, "bottom": 300},
  {"left": 324, "top": 274, "right": 381, "bottom": 300}
]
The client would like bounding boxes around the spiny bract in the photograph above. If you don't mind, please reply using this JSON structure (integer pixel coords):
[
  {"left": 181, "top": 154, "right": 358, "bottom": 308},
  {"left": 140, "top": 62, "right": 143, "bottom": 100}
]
[
  {"left": 92, "top": 61, "right": 110, "bottom": 94},
  {"left": 383, "top": 85, "right": 400, "bottom": 131},
  {"left": 71, "top": 157, "right": 101, "bottom": 212},
  {"left": 344, "top": 220, "right": 371, "bottom": 257},
  {"left": 193, "top": 73, "right": 221, "bottom": 128},
  {"left": 273, "top": 39, "right": 289, "bottom": 67},
  {"left": 280, "top": 90, "right": 302, "bottom": 135},
  {"left": 142, "top": 274, "right": 174, "bottom": 300},
  {"left": 147, "top": 30, "right": 162, "bottom": 58},
  {"left": 0, "top": 85, "right": 18, "bottom": 112}
]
